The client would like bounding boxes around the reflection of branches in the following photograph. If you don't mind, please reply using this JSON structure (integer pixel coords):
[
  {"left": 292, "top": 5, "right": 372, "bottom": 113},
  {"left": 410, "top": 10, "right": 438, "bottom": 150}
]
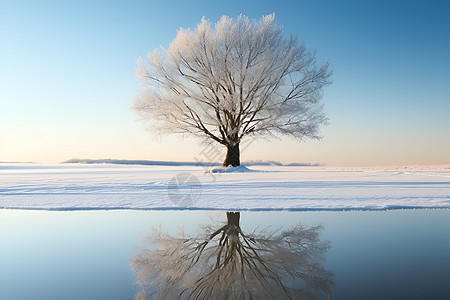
[{"left": 130, "top": 212, "right": 334, "bottom": 300}]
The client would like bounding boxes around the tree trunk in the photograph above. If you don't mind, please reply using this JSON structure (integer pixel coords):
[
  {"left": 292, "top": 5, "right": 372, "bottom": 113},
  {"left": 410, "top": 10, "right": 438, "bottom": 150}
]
[
  {"left": 223, "top": 143, "right": 240, "bottom": 167},
  {"left": 225, "top": 212, "right": 240, "bottom": 260},
  {"left": 226, "top": 212, "right": 240, "bottom": 227}
]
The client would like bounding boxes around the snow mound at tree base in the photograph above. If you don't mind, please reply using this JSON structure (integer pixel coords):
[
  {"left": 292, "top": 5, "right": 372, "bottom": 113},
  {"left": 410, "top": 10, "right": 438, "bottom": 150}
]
[{"left": 207, "top": 165, "right": 257, "bottom": 173}]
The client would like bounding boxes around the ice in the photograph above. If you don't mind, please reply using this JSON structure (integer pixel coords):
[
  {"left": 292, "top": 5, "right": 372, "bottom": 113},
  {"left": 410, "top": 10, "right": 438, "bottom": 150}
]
[{"left": 0, "top": 164, "right": 449, "bottom": 210}]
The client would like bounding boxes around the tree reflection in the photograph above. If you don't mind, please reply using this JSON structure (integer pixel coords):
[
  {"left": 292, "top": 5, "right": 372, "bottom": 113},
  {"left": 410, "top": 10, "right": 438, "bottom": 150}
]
[{"left": 130, "top": 212, "right": 334, "bottom": 299}]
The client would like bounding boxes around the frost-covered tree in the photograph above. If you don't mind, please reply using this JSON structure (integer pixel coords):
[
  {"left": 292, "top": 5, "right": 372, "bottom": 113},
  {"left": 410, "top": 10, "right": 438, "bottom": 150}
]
[
  {"left": 132, "top": 14, "right": 332, "bottom": 167},
  {"left": 130, "top": 212, "right": 334, "bottom": 300}
]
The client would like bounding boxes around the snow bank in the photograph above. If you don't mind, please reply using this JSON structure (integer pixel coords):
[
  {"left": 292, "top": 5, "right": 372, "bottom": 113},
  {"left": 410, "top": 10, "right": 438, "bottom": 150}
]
[
  {"left": 207, "top": 165, "right": 256, "bottom": 173},
  {"left": 1, "top": 164, "right": 449, "bottom": 211}
]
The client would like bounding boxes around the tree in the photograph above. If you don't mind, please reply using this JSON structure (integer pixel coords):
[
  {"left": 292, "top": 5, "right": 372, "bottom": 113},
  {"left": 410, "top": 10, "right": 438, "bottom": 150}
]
[
  {"left": 130, "top": 212, "right": 334, "bottom": 300},
  {"left": 132, "top": 14, "right": 332, "bottom": 167}
]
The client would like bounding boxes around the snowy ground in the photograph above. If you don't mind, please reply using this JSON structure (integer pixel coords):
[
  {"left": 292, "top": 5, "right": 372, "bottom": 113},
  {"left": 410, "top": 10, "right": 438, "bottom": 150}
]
[{"left": 0, "top": 164, "right": 449, "bottom": 210}]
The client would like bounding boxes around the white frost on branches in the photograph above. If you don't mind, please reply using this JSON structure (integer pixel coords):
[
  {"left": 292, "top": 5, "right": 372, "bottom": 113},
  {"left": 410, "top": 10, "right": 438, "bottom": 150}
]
[{"left": 132, "top": 14, "right": 332, "bottom": 148}]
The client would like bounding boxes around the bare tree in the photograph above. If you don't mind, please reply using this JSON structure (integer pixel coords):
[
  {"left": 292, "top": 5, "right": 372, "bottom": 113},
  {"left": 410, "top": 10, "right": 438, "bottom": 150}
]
[
  {"left": 130, "top": 212, "right": 334, "bottom": 299},
  {"left": 132, "top": 14, "right": 332, "bottom": 167}
]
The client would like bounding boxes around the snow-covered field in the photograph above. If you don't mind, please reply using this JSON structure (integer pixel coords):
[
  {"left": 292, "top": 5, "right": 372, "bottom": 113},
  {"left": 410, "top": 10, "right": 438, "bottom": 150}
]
[{"left": 1, "top": 164, "right": 449, "bottom": 210}]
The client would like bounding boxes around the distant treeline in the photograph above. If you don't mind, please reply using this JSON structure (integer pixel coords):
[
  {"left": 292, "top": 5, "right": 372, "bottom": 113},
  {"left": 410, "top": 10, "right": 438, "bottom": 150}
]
[{"left": 62, "top": 158, "right": 322, "bottom": 167}]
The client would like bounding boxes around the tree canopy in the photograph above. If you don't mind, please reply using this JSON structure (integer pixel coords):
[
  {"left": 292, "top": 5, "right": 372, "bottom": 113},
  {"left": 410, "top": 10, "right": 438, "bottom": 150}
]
[{"left": 132, "top": 14, "right": 332, "bottom": 166}]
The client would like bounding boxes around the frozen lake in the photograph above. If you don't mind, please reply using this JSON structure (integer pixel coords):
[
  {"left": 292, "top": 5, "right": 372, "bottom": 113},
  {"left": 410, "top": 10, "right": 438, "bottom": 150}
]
[
  {"left": 1, "top": 209, "right": 449, "bottom": 299},
  {"left": 1, "top": 164, "right": 449, "bottom": 298},
  {"left": 1, "top": 164, "right": 449, "bottom": 210}
]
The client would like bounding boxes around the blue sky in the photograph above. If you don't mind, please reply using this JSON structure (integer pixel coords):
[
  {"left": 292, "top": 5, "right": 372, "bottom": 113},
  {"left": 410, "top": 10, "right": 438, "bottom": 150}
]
[{"left": 1, "top": 0, "right": 449, "bottom": 166}]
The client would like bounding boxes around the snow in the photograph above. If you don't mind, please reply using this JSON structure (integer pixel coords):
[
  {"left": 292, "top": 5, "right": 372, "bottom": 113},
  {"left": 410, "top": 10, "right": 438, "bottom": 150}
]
[
  {"left": 208, "top": 165, "right": 255, "bottom": 173},
  {"left": 0, "top": 164, "right": 449, "bottom": 211}
]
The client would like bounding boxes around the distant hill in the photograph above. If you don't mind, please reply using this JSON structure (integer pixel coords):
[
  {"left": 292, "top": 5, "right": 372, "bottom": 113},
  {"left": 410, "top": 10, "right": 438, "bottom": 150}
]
[
  {"left": 62, "top": 158, "right": 218, "bottom": 167},
  {"left": 241, "top": 160, "right": 322, "bottom": 167},
  {"left": 62, "top": 158, "right": 322, "bottom": 167}
]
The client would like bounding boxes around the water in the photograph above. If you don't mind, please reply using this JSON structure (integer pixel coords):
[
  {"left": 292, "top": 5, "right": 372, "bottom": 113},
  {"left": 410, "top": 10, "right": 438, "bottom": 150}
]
[{"left": 1, "top": 209, "right": 449, "bottom": 299}]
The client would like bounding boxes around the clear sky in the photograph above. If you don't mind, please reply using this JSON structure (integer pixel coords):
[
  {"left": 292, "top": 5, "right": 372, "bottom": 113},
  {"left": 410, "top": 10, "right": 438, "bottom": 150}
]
[{"left": 1, "top": 0, "right": 449, "bottom": 166}]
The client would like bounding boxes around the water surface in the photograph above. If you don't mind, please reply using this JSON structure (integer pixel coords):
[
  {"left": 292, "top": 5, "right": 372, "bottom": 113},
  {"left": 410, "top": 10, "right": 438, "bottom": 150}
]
[{"left": 1, "top": 209, "right": 449, "bottom": 299}]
